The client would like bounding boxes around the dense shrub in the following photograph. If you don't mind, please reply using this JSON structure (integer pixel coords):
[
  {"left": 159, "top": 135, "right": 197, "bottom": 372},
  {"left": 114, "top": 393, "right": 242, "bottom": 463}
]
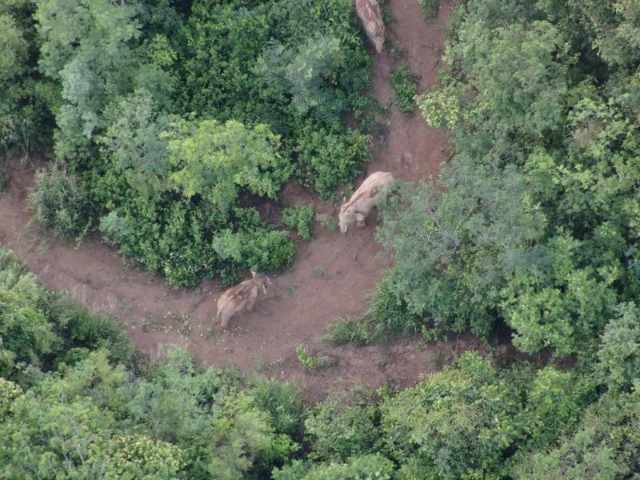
[
  {"left": 294, "top": 121, "right": 370, "bottom": 199},
  {"left": 380, "top": 352, "right": 526, "bottom": 478},
  {"left": 0, "top": 248, "right": 134, "bottom": 383},
  {"left": 389, "top": 66, "right": 418, "bottom": 114},
  {"left": 282, "top": 205, "right": 314, "bottom": 240},
  {"left": 0, "top": 249, "right": 56, "bottom": 377},
  {"left": 29, "top": 165, "right": 91, "bottom": 239}
]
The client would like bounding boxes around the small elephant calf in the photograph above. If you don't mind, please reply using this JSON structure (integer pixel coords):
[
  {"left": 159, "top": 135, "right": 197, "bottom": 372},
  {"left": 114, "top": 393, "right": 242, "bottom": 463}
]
[{"left": 216, "top": 271, "right": 270, "bottom": 328}]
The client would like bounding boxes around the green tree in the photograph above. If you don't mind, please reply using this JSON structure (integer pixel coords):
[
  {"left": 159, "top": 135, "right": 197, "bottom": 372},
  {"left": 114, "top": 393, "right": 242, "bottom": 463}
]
[
  {"left": 596, "top": 303, "right": 640, "bottom": 393},
  {"left": 512, "top": 387, "right": 640, "bottom": 479},
  {"left": 167, "top": 118, "right": 291, "bottom": 214},
  {"left": 35, "top": 0, "right": 143, "bottom": 161},
  {"left": 274, "top": 454, "right": 394, "bottom": 480},
  {"left": 0, "top": 0, "right": 55, "bottom": 155},
  {"left": 380, "top": 352, "right": 526, "bottom": 478},
  {"left": 304, "top": 391, "right": 381, "bottom": 462},
  {"left": 129, "top": 347, "right": 295, "bottom": 478},
  {"left": 375, "top": 160, "right": 546, "bottom": 339},
  {"left": 255, "top": 32, "right": 345, "bottom": 120},
  {"left": 0, "top": 249, "right": 56, "bottom": 377},
  {"left": 0, "top": 351, "right": 131, "bottom": 478}
]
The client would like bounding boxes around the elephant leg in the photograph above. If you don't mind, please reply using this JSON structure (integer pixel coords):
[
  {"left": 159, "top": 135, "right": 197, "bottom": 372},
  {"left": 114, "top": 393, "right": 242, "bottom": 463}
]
[{"left": 246, "top": 295, "right": 257, "bottom": 312}]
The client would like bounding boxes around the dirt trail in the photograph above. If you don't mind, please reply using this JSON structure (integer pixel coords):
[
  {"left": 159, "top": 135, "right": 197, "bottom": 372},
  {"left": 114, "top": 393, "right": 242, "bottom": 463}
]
[{"left": 0, "top": 1, "right": 477, "bottom": 401}]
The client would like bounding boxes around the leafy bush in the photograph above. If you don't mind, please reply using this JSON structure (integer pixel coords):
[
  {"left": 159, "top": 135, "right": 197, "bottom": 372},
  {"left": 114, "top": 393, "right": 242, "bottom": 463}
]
[
  {"left": 324, "top": 317, "right": 374, "bottom": 346},
  {"left": 305, "top": 391, "right": 381, "bottom": 462},
  {"left": 380, "top": 352, "right": 526, "bottom": 478},
  {"left": 0, "top": 249, "right": 56, "bottom": 377},
  {"left": 596, "top": 303, "right": 640, "bottom": 393},
  {"left": 98, "top": 211, "right": 130, "bottom": 247},
  {"left": 512, "top": 388, "right": 640, "bottom": 479},
  {"left": 0, "top": 377, "right": 22, "bottom": 419},
  {"left": 368, "top": 273, "right": 422, "bottom": 339},
  {"left": 295, "top": 345, "right": 335, "bottom": 372},
  {"left": 315, "top": 213, "right": 338, "bottom": 231},
  {"left": 282, "top": 205, "right": 314, "bottom": 240},
  {"left": 48, "top": 300, "right": 134, "bottom": 368},
  {"left": 85, "top": 434, "right": 187, "bottom": 478},
  {"left": 213, "top": 228, "right": 295, "bottom": 277},
  {"left": 29, "top": 165, "right": 91, "bottom": 239},
  {"left": 417, "top": 0, "right": 440, "bottom": 21},
  {"left": 389, "top": 66, "right": 418, "bottom": 114},
  {"left": 251, "top": 378, "right": 306, "bottom": 440},
  {"left": 274, "top": 454, "right": 394, "bottom": 480},
  {"left": 294, "top": 121, "right": 370, "bottom": 199}
]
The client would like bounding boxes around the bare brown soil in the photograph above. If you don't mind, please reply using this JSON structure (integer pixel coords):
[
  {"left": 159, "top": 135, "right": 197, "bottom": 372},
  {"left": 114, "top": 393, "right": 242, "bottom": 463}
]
[{"left": 0, "top": 1, "right": 482, "bottom": 402}]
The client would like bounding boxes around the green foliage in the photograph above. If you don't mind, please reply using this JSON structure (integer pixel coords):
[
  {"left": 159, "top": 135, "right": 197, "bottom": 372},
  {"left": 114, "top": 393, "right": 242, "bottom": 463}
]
[
  {"left": 389, "top": 66, "right": 418, "bottom": 114},
  {"left": 416, "top": 72, "right": 464, "bottom": 129},
  {"left": 17, "top": 0, "right": 373, "bottom": 288},
  {"left": 167, "top": 118, "right": 291, "bottom": 213},
  {"left": 381, "top": 0, "right": 640, "bottom": 358},
  {"left": 0, "top": 249, "right": 56, "bottom": 376},
  {"left": 251, "top": 378, "right": 306, "bottom": 440},
  {"left": 500, "top": 233, "right": 619, "bottom": 356},
  {"left": 98, "top": 211, "right": 129, "bottom": 247},
  {"left": 596, "top": 302, "right": 640, "bottom": 393},
  {"left": 369, "top": 272, "right": 422, "bottom": 339},
  {"left": 274, "top": 454, "right": 394, "bottom": 480},
  {"left": 305, "top": 391, "right": 381, "bottom": 462},
  {"left": 0, "top": 377, "right": 22, "bottom": 419},
  {"left": 380, "top": 352, "right": 526, "bottom": 478},
  {"left": 324, "top": 317, "right": 374, "bottom": 346},
  {"left": 282, "top": 204, "right": 315, "bottom": 240},
  {"left": 512, "top": 387, "right": 640, "bottom": 479},
  {"left": 130, "top": 347, "right": 296, "bottom": 479},
  {"left": 85, "top": 433, "right": 187, "bottom": 478},
  {"left": 460, "top": 20, "right": 569, "bottom": 141},
  {"left": 29, "top": 165, "right": 91, "bottom": 239},
  {"left": 295, "top": 344, "right": 335, "bottom": 371},
  {"left": 0, "top": 13, "right": 27, "bottom": 85},
  {"left": 315, "top": 213, "right": 338, "bottom": 231},
  {"left": 376, "top": 163, "right": 546, "bottom": 340},
  {"left": 48, "top": 299, "right": 134, "bottom": 368},
  {"left": 0, "top": 351, "right": 131, "bottom": 478},
  {"left": 212, "top": 227, "right": 295, "bottom": 277},
  {"left": 97, "top": 89, "right": 175, "bottom": 197},
  {"left": 313, "top": 265, "right": 326, "bottom": 278},
  {"left": 94, "top": 94, "right": 296, "bottom": 286},
  {"left": 0, "top": 247, "right": 135, "bottom": 386},
  {"left": 294, "top": 121, "right": 370, "bottom": 199},
  {"left": 35, "top": 0, "right": 144, "bottom": 162},
  {"left": 524, "top": 367, "right": 590, "bottom": 449},
  {"left": 417, "top": 0, "right": 440, "bottom": 21},
  {"left": 256, "top": 32, "right": 346, "bottom": 120},
  {"left": 0, "top": 1, "right": 56, "bottom": 156}
]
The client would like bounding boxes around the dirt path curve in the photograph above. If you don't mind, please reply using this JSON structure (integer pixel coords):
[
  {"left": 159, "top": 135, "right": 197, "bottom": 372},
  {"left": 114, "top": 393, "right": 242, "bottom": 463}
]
[{"left": 0, "top": 1, "right": 478, "bottom": 401}]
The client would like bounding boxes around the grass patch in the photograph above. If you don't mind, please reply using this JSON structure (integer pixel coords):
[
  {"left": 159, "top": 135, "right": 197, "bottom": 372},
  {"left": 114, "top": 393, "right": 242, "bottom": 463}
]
[
  {"left": 296, "top": 344, "right": 335, "bottom": 371},
  {"left": 390, "top": 66, "right": 419, "bottom": 114},
  {"left": 325, "top": 317, "right": 374, "bottom": 346},
  {"left": 418, "top": 0, "right": 440, "bottom": 21},
  {"left": 315, "top": 213, "right": 338, "bottom": 231},
  {"left": 250, "top": 378, "right": 306, "bottom": 439},
  {"left": 313, "top": 265, "right": 327, "bottom": 278}
]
